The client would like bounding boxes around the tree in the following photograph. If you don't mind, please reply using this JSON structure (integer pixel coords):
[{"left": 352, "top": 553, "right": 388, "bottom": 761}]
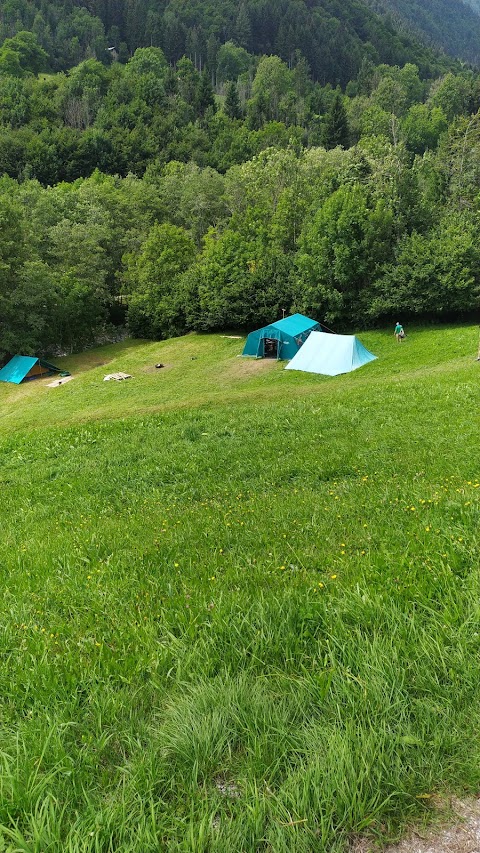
[
  {"left": 60, "top": 59, "right": 110, "bottom": 129},
  {"left": 428, "top": 73, "right": 471, "bottom": 122},
  {"left": 0, "top": 261, "right": 57, "bottom": 357},
  {"left": 234, "top": 5, "right": 252, "bottom": 50},
  {"left": 145, "top": 160, "right": 227, "bottom": 246},
  {"left": 442, "top": 111, "right": 480, "bottom": 209},
  {"left": 206, "top": 34, "right": 219, "bottom": 79},
  {"left": 401, "top": 104, "right": 447, "bottom": 155},
  {"left": 0, "top": 48, "right": 24, "bottom": 78},
  {"left": 176, "top": 56, "right": 199, "bottom": 105},
  {"left": 125, "top": 47, "right": 167, "bottom": 77},
  {"left": 293, "top": 52, "right": 312, "bottom": 98},
  {"left": 251, "top": 55, "right": 293, "bottom": 122},
  {"left": 0, "top": 195, "right": 28, "bottom": 357},
  {"left": 224, "top": 81, "right": 242, "bottom": 120},
  {"left": 322, "top": 92, "right": 350, "bottom": 149},
  {"left": 196, "top": 71, "right": 215, "bottom": 117},
  {"left": 162, "top": 14, "right": 186, "bottom": 63},
  {"left": 371, "top": 215, "right": 480, "bottom": 318},
  {"left": 0, "top": 31, "right": 48, "bottom": 77},
  {"left": 125, "top": 223, "right": 196, "bottom": 338},
  {"left": 195, "top": 229, "right": 295, "bottom": 331},
  {"left": 0, "top": 77, "right": 30, "bottom": 127},
  {"left": 216, "top": 41, "right": 251, "bottom": 84},
  {"left": 47, "top": 216, "right": 112, "bottom": 349},
  {"left": 296, "top": 184, "right": 393, "bottom": 323}
]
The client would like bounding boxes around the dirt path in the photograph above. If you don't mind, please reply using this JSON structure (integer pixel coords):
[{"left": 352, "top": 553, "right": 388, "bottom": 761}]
[{"left": 352, "top": 798, "right": 480, "bottom": 853}]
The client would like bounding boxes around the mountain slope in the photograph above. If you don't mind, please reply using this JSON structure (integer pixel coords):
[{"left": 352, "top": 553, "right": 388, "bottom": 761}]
[
  {"left": 368, "top": 0, "right": 480, "bottom": 64},
  {"left": 0, "top": 0, "right": 455, "bottom": 82}
]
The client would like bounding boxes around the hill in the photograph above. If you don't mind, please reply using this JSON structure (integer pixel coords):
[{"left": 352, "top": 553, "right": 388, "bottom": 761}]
[
  {"left": 369, "top": 0, "right": 480, "bottom": 64},
  {"left": 0, "top": 326, "right": 480, "bottom": 851},
  {"left": 0, "top": 0, "right": 455, "bottom": 82}
]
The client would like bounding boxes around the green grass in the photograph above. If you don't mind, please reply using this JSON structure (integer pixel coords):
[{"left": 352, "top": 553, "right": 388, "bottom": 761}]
[{"left": 0, "top": 326, "right": 479, "bottom": 851}]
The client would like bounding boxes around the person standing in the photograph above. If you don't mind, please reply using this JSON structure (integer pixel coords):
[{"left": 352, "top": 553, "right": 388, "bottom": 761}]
[{"left": 394, "top": 322, "right": 404, "bottom": 342}]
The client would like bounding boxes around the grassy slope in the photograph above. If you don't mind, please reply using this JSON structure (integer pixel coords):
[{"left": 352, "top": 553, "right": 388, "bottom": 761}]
[{"left": 0, "top": 326, "right": 479, "bottom": 852}]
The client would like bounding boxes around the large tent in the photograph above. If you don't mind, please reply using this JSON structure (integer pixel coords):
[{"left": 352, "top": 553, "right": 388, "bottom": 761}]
[
  {"left": 285, "top": 332, "right": 377, "bottom": 376},
  {"left": 0, "top": 355, "right": 68, "bottom": 384},
  {"left": 242, "top": 314, "right": 320, "bottom": 360}
]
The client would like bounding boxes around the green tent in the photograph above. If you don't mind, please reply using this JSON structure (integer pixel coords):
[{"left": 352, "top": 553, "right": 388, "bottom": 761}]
[
  {"left": 0, "top": 355, "right": 68, "bottom": 384},
  {"left": 242, "top": 314, "right": 320, "bottom": 360}
]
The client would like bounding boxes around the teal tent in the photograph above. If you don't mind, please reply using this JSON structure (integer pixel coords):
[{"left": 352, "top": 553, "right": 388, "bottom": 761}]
[
  {"left": 0, "top": 355, "right": 68, "bottom": 384},
  {"left": 242, "top": 314, "right": 320, "bottom": 360},
  {"left": 285, "top": 332, "right": 377, "bottom": 376}
]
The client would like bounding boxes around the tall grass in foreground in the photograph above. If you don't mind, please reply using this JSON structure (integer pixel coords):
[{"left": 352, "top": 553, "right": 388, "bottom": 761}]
[{"left": 0, "top": 328, "right": 479, "bottom": 850}]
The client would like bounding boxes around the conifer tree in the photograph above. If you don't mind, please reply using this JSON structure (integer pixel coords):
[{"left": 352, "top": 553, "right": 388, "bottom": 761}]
[
  {"left": 234, "top": 4, "right": 252, "bottom": 51},
  {"left": 224, "top": 81, "right": 242, "bottom": 119},
  {"left": 196, "top": 70, "right": 215, "bottom": 116},
  {"left": 322, "top": 92, "right": 350, "bottom": 149}
]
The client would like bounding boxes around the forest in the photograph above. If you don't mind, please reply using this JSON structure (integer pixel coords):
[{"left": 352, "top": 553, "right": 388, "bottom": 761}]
[
  {"left": 1, "top": 9, "right": 480, "bottom": 358},
  {"left": 3, "top": 0, "right": 480, "bottom": 73}
]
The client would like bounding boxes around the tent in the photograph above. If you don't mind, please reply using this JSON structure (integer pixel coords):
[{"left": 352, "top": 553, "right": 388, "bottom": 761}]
[
  {"left": 285, "top": 332, "right": 377, "bottom": 376},
  {"left": 242, "top": 314, "right": 320, "bottom": 360},
  {"left": 0, "top": 355, "right": 69, "bottom": 384}
]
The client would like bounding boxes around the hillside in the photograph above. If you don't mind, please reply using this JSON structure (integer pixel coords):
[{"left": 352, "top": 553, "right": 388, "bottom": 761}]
[
  {"left": 0, "top": 327, "right": 474, "bottom": 432},
  {"left": 369, "top": 0, "right": 480, "bottom": 64},
  {"left": 0, "top": 0, "right": 455, "bottom": 81},
  {"left": 0, "top": 327, "right": 479, "bottom": 851}
]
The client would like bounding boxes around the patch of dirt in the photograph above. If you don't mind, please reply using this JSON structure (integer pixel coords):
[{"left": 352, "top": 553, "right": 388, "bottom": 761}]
[
  {"left": 214, "top": 776, "right": 241, "bottom": 799},
  {"left": 46, "top": 376, "right": 74, "bottom": 388},
  {"left": 228, "top": 357, "right": 279, "bottom": 379},
  {"left": 351, "top": 798, "right": 480, "bottom": 853}
]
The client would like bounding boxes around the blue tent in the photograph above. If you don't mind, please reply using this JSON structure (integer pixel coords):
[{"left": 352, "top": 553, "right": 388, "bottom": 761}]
[
  {"left": 242, "top": 314, "right": 320, "bottom": 360},
  {"left": 285, "top": 332, "right": 377, "bottom": 376},
  {"left": 0, "top": 355, "right": 68, "bottom": 384}
]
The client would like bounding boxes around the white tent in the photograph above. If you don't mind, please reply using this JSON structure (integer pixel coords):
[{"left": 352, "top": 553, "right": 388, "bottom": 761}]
[{"left": 285, "top": 331, "right": 377, "bottom": 376}]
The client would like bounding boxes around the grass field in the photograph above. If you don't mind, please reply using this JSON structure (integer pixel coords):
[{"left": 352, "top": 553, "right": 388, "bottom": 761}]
[{"left": 0, "top": 325, "right": 479, "bottom": 852}]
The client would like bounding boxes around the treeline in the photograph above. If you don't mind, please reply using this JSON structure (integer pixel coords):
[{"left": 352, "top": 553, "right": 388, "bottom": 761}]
[
  {"left": 1, "top": 64, "right": 480, "bottom": 359},
  {"left": 0, "top": 0, "right": 454, "bottom": 81}
]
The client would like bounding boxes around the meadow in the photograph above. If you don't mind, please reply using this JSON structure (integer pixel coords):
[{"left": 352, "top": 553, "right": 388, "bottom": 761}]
[{"left": 0, "top": 325, "right": 479, "bottom": 852}]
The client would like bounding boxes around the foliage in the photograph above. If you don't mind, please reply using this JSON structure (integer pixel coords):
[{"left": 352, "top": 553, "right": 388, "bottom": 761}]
[
  {"left": 322, "top": 92, "right": 350, "bottom": 149},
  {"left": 371, "top": 214, "right": 480, "bottom": 317},
  {"left": 296, "top": 184, "right": 394, "bottom": 324},
  {"left": 224, "top": 81, "right": 243, "bottom": 120},
  {"left": 0, "top": 30, "right": 48, "bottom": 76},
  {"left": 125, "top": 223, "right": 196, "bottom": 338}
]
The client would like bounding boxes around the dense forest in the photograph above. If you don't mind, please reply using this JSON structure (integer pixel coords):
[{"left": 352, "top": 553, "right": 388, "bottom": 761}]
[
  {"left": 0, "top": 0, "right": 468, "bottom": 78},
  {"left": 0, "top": 1, "right": 480, "bottom": 359},
  {"left": 1, "top": 40, "right": 480, "bottom": 357}
]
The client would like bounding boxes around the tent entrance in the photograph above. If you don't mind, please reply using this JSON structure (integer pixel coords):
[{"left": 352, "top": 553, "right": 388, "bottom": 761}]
[
  {"left": 26, "top": 363, "right": 52, "bottom": 380},
  {"left": 263, "top": 338, "right": 279, "bottom": 358}
]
